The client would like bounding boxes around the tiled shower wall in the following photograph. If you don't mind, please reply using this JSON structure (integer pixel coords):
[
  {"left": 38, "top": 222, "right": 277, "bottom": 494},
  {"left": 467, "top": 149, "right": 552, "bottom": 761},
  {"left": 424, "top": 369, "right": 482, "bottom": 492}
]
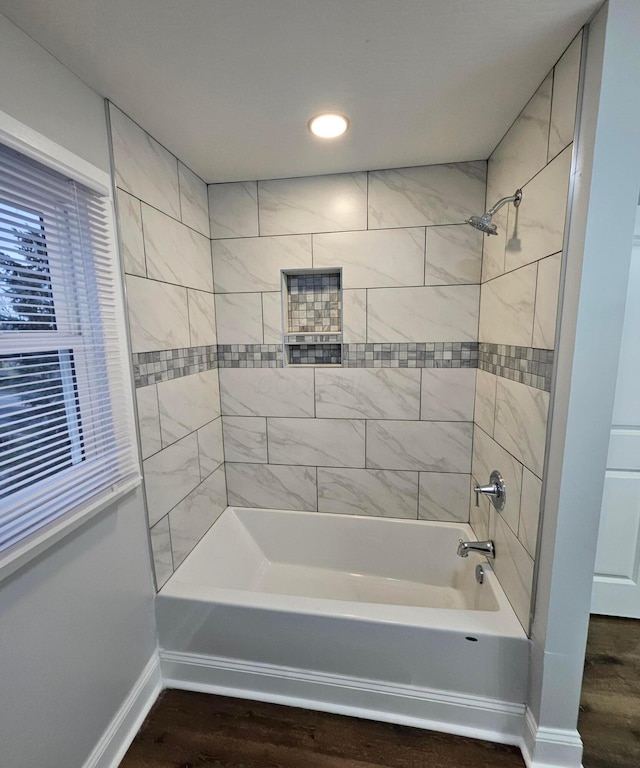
[
  {"left": 108, "top": 104, "right": 226, "bottom": 588},
  {"left": 471, "top": 33, "right": 582, "bottom": 629},
  {"left": 209, "top": 163, "right": 486, "bottom": 524}
]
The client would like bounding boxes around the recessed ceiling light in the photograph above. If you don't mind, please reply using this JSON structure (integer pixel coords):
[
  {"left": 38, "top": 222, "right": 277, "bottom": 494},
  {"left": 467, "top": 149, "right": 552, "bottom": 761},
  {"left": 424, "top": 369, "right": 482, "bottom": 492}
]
[{"left": 308, "top": 113, "right": 349, "bottom": 139}]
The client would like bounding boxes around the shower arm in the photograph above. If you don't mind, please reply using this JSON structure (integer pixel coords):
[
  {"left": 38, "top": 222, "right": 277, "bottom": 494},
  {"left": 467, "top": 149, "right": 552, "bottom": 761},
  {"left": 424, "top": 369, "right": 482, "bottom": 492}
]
[{"left": 485, "top": 189, "right": 523, "bottom": 218}]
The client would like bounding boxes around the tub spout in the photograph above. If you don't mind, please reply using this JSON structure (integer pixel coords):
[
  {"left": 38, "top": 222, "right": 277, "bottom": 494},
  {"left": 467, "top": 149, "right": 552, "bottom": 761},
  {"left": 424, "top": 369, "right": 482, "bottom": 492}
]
[{"left": 457, "top": 539, "right": 495, "bottom": 559}]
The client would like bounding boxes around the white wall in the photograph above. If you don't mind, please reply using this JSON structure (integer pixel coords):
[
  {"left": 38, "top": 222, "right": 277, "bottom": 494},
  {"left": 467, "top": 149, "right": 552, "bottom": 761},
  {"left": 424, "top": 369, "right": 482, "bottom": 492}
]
[{"left": 0, "top": 12, "right": 157, "bottom": 768}]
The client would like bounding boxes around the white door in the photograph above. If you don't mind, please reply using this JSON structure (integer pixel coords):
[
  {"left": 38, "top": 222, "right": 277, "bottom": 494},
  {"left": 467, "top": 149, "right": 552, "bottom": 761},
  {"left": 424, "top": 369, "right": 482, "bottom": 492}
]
[{"left": 592, "top": 206, "right": 640, "bottom": 617}]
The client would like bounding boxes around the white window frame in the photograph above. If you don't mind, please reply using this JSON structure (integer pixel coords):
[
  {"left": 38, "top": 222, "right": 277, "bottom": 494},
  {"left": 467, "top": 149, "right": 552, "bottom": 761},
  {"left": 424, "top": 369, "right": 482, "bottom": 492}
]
[{"left": 0, "top": 109, "right": 141, "bottom": 583}]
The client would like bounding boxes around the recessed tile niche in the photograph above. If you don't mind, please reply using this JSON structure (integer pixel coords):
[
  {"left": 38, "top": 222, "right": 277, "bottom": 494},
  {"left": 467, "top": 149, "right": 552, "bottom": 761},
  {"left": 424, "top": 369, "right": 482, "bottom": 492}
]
[{"left": 281, "top": 269, "right": 342, "bottom": 366}]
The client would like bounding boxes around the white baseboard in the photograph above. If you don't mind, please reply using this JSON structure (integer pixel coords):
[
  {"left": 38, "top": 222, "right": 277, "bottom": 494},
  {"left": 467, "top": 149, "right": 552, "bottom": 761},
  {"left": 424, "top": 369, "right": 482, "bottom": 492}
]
[
  {"left": 522, "top": 707, "right": 584, "bottom": 768},
  {"left": 82, "top": 652, "right": 162, "bottom": 768},
  {"left": 160, "top": 649, "right": 526, "bottom": 747}
]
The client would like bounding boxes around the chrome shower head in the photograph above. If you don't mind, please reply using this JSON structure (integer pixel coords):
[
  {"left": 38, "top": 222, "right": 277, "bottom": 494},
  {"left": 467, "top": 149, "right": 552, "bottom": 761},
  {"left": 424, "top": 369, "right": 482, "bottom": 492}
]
[{"left": 467, "top": 189, "right": 523, "bottom": 237}]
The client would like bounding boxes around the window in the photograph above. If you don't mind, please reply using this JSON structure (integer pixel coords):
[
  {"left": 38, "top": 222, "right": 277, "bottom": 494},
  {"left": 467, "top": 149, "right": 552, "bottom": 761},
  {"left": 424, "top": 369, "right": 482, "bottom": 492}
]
[{"left": 0, "top": 142, "right": 138, "bottom": 559}]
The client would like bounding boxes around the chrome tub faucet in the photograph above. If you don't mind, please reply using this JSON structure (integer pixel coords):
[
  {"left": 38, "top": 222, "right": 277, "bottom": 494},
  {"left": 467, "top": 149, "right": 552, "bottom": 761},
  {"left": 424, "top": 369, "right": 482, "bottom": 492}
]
[{"left": 457, "top": 539, "right": 496, "bottom": 559}]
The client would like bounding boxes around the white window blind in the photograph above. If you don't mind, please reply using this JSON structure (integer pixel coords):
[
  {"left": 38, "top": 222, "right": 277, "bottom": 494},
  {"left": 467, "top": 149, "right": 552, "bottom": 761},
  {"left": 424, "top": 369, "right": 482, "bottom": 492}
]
[{"left": 0, "top": 142, "right": 139, "bottom": 554}]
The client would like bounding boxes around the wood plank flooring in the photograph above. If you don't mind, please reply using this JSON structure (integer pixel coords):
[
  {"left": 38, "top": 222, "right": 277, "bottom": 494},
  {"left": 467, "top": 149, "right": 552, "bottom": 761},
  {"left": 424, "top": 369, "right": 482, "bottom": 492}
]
[{"left": 119, "top": 690, "right": 525, "bottom": 768}]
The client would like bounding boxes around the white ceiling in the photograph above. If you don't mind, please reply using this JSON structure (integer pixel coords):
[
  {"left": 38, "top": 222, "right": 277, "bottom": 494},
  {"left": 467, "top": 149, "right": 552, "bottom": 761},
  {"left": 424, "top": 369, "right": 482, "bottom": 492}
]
[{"left": 0, "top": 0, "right": 601, "bottom": 183}]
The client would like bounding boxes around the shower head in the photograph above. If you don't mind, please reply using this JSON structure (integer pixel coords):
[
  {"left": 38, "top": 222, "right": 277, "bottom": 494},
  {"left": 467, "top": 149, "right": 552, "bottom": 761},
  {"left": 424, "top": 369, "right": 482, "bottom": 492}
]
[{"left": 467, "top": 189, "right": 523, "bottom": 236}]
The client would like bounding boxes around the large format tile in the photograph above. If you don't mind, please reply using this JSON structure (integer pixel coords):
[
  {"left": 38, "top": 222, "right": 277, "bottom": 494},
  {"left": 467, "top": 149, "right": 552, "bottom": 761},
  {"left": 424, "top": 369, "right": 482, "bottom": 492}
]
[
  {"left": 474, "top": 369, "right": 497, "bottom": 437},
  {"left": 425, "top": 225, "right": 483, "bottom": 285},
  {"left": 150, "top": 517, "right": 173, "bottom": 588},
  {"left": 215, "top": 292, "right": 264, "bottom": 344},
  {"left": 219, "top": 367, "right": 315, "bottom": 417},
  {"left": 222, "top": 416, "right": 267, "bottom": 463},
  {"left": 367, "top": 285, "right": 479, "bottom": 342},
  {"left": 212, "top": 234, "right": 311, "bottom": 292},
  {"left": 142, "top": 204, "right": 213, "bottom": 291},
  {"left": 491, "top": 509, "right": 535, "bottom": 631},
  {"left": 197, "top": 417, "right": 224, "bottom": 479},
  {"left": 318, "top": 468, "right": 418, "bottom": 518},
  {"left": 313, "top": 228, "right": 425, "bottom": 288},
  {"left": 226, "top": 463, "right": 317, "bottom": 511},
  {"left": 178, "top": 162, "right": 209, "bottom": 237},
  {"left": 533, "top": 252, "right": 562, "bottom": 349},
  {"left": 208, "top": 181, "right": 259, "bottom": 239},
  {"left": 504, "top": 147, "right": 571, "bottom": 272},
  {"left": 418, "top": 473, "right": 470, "bottom": 522},
  {"left": 267, "top": 418, "right": 365, "bottom": 468},
  {"left": 116, "top": 189, "right": 146, "bottom": 277},
  {"left": 472, "top": 425, "right": 523, "bottom": 535},
  {"left": 479, "top": 264, "right": 537, "bottom": 347},
  {"left": 480, "top": 176, "right": 507, "bottom": 282},
  {"left": 157, "top": 369, "right": 220, "bottom": 446},
  {"left": 110, "top": 104, "right": 180, "bottom": 218},
  {"left": 258, "top": 172, "right": 367, "bottom": 235},
  {"left": 169, "top": 466, "right": 227, "bottom": 568},
  {"left": 366, "top": 420, "right": 473, "bottom": 473},
  {"left": 136, "top": 385, "right": 161, "bottom": 459},
  {"left": 420, "top": 369, "right": 476, "bottom": 421},
  {"left": 126, "top": 275, "right": 189, "bottom": 353},
  {"left": 495, "top": 378, "right": 549, "bottom": 477},
  {"left": 187, "top": 289, "right": 217, "bottom": 347},
  {"left": 143, "top": 433, "right": 200, "bottom": 526},
  {"left": 342, "top": 289, "right": 367, "bottom": 342},
  {"left": 368, "top": 162, "right": 486, "bottom": 229},
  {"left": 262, "top": 291, "right": 283, "bottom": 343},
  {"left": 315, "top": 368, "right": 421, "bottom": 420},
  {"left": 549, "top": 34, "right": 582, "bottom": 161},
  {"left": 519, "top": 468, "right": 542, "bottom": 557},
  {"left": 469, "top": 478, "right": 491, "bottom": 542}
]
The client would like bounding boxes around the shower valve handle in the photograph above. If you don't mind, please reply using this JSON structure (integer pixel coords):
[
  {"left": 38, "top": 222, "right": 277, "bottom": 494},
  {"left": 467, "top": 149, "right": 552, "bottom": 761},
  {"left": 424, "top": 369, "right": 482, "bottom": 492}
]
[{"left": 474, "top": 470, "right": 506, "bottom": 512}]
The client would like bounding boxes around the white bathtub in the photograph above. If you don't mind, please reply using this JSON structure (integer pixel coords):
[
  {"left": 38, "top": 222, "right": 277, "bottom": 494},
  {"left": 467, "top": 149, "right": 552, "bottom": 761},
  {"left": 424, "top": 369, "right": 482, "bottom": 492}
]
[{"left": 157, "top": 507, "right": 529, "bottom": 745}]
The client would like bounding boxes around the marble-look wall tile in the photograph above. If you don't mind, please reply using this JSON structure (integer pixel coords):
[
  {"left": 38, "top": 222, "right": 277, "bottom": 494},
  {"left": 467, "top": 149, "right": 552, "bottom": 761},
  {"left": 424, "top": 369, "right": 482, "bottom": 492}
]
[
  {"left": 116, "top": 189, "right": 146, "bottom": 277},
  {"left": 219, "top": 368, "right": 315, "bottom": 417},
  {"left": 488, "top": 74, "right": 552, "bottom": 200},
  {"left": 109, "top": 104, "right": 180, "bottom": 219},
  {"left": 495, "top": 377, "right": 549, "bottom": 478},
  {"left": 208, "top": 181, "right": 259, "bottom": 239},
  {"left": 491, "top": 509, "right": 535, "bottom": 631},
  {"left": 368, "top": 162, "right": 486, "bottom": 229},
  {"left": 480, "top": 180, "right": 508, "bottom": 282},
  {"left": 479, "top": 264, "right": 537, "bottom": 347},
  {"left": 136, "top": 385, "right": 161, "bottom": 459},
  {"left": 212, "top": 234, "right": 311, "bottom": 293},
  {"left": 504, "top": 147, "right": 571, "bottom": 272},
  {"left": 418, "top": 473, "right": 470, "bottom": 522},
  {"left": 142, "top": 204, "right": 212, "bottom": 291},
  {"left": 342, "top": 289, "right": 367, "bottom": 342},
  {"left": 313, "top": 228, "right": 425, "bottom": 289},
  {"left": 533, "top": 252, "right": 562, "bottom": 349},
  {"left": 520, "top": 468, "right": 542, "bottom": 557},
  {"left": 267, "top": 418, "right": 365, "bottom": 468},
  {"left": 143, "top": 433, "right": 200, "bottom": 526},
  {"left": 425, "top": 225, "right": 483, "bottom": 285},
  {"left": 126, "top": 275, "right": 189, "bottom": 353},
  {"left": 470, "top": 479, "right": 491, "bottom": 542},
  {"left": 420, "top": 369, "right": 476, "bottom": 421},
  {"left": 169, "top": 466, "right": 227, "bottom": 568},
  {"left": 262, "top": 291, "right": 283, "bottom": 343},
  {"left": 258, "top": 173, "right": 367, "bottom": 235},
  {"left": 178, "top": 162, "right": 209, "bottom": 237},
  {"left": 318, "top": 468, "right": 418, "bottom": 518},
  {"left": 549, "top": 35, "right": 582, "bottom": 161},
  {"left": 187, "top": 289, "right": 217, "bottom": 347},
  {"left": 366, "top": 420, "right": 473, "bottom": 473},
  {"left": 226, "top": 462, "right": 317, "bottom": 511},
  {"left": 150, "top": 516, "right": 173, "bottom": 588},
  {"left": 472, "top": 425, "right": 523, "bottom": 535},
  {"left": 222, "top": 416, "right": 267, "bottom": 463},
  {"left": 197, "top": 417, "right": 224, "bottom": 478},
  {"left": 474, "top": 369, "right": 497, "bottom": 437},
  {"left": 157, "top": 369, "right": 220, "bottom": 446},
  {"left": 367, "top": 285, "right": 479, "bottom": 342},
  {"left": 215, "top": 292, "right": 264, "bottom": 344},
  {"left": 315, "top": 368, "right": 421, "bottom": 420}
]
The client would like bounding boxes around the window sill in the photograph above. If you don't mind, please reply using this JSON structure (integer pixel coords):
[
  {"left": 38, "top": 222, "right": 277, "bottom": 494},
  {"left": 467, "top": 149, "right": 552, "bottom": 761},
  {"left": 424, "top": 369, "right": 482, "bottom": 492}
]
[{"left": 0, "top": 474, "right": 142, "bottom": 586}]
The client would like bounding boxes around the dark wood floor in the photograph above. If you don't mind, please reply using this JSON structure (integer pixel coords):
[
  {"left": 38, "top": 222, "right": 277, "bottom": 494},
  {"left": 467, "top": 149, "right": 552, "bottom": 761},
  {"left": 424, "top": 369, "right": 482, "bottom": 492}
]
[
  {"left": 580, "top": 615, "right": 640, "bottom": 768},
  {"left": 119, "top": 616, "right": 638, "bottom": 768}
]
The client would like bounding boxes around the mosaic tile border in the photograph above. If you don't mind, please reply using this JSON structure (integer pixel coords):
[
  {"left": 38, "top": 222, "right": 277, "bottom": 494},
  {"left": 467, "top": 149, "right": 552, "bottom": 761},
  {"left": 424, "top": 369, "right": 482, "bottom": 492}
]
[
  {"left": 342, "top": 342, "right": 479, "bottom": 368},
  {"left": 478, "top": 343, "right": 554, "bottom": 392},
  {"left": 218, "top": 344, "right": 283, "bottom": 368},
  {"left": 132, "top": 345, "right": 217, "bottom": 388}
]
